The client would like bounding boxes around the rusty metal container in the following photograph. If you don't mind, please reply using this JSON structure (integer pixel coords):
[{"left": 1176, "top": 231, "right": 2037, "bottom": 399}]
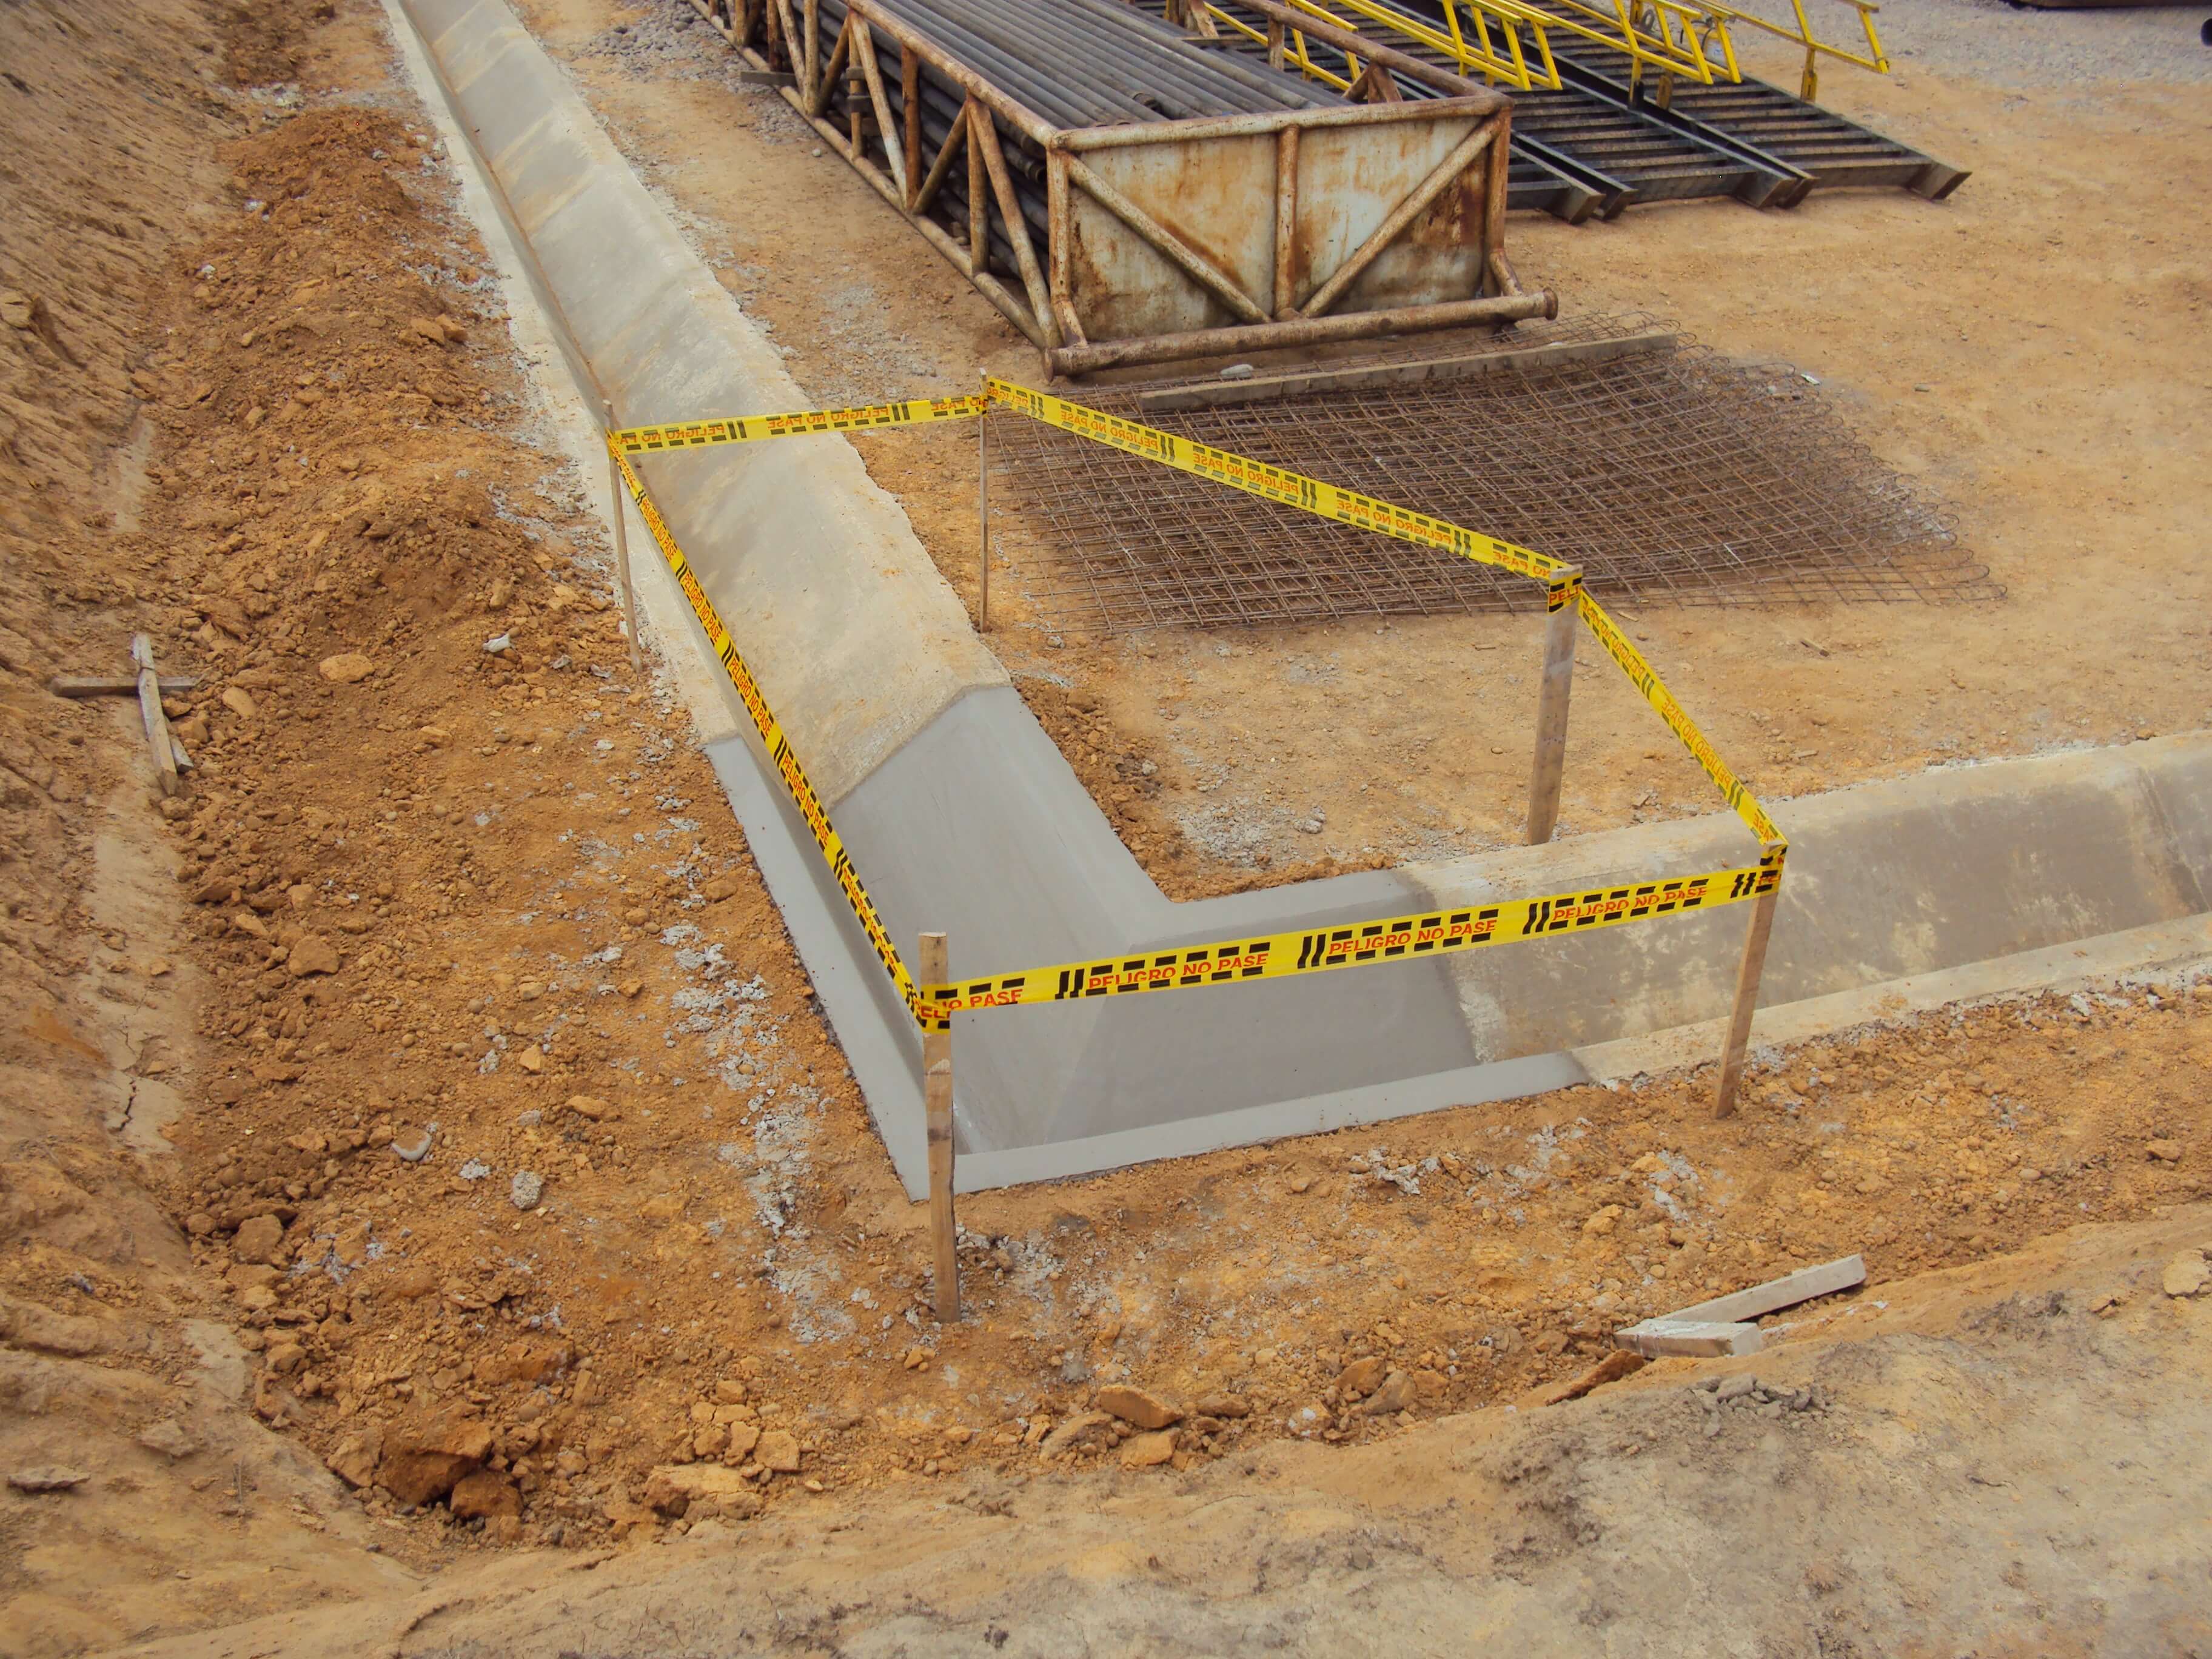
[{"left": 682, "top": 0, "right": 1554, "bottom": 374}]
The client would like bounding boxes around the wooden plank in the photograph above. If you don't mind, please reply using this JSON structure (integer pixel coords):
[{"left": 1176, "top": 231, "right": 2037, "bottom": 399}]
[
  {"left": 131, "top": 635, "right": 179, "bottom": 798},
  {"left": 1713, "top": 883, "right": 1781, "bottom": 1119},
  {"left": 50, "top": 674, "right": 198, "bottom": 699},
  {"left": 1133, "top": 331, "right": 1677, "bottom": 413},
  {"left": 1614, "top": 1319, "right": 1762, "bottom": 1359},
  {"left": 919, "top": 932, "right": 959, "bottom": 1323},
  {"left": 1667, "top": 1255, "right": 1866, "bottom": 1327}
]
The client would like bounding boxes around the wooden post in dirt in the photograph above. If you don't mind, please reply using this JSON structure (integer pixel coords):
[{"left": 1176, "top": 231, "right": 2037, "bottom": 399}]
[
  {"left": 1524, "top": 571, "right": 1579, "bottom": 845},
  {"left": 1712, "top": 881, "right": 1781, "bottom": 1119},
  {"left": 603, "top": 401, "right": 645, "bottom": 675},
  {"left": 131, "top": 634, "right": 179, "bottom": 799},
  {"left": 977, "top": 411, "right": 991, "bottom": 631},
  {"left": 919, "top": 931, "right": 960, "bottom": 1322}
]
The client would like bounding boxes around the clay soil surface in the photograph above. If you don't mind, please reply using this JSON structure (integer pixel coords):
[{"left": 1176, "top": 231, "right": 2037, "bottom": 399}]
[
  {"left": 519, "top": 0, "right": 2211, "bottom": 893},
  {"left": 3, "top": 0, "right": 2211, "bottom": 1654}
]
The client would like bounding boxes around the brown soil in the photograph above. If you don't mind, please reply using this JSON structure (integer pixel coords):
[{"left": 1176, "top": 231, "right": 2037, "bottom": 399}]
[{"left": 3, "top": 0, "right": 2210, "bottom": 1652}]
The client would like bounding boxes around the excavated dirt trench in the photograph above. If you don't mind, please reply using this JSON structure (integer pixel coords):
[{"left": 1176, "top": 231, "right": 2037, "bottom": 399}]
[{"left": 2, "top": 0, "right": 2211, "bottom": 1652}]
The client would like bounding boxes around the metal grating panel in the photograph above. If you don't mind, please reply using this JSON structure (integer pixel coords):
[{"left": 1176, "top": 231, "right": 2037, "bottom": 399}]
[{"left": 985, "top": 315, "right": 1997, "bottom": 633}]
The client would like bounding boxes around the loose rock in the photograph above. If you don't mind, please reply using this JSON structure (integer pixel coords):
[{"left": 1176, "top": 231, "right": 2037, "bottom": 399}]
[
  {"left": 378, "top": 1406, "right": 492, "bottom": 1506},
  {"left": 510, "top": 1170, "right": 543, "bottom": 1210},
  {"left": 231, "top": 1213, "right": 285, "bottom": 1265},
  {"left": 318, "top": 651, "right": 374, "bottom": 684},
  {"left": 287, "top": 934, "right": 340, "bottom": 977},
  {"left": 7, "top": 1467, "right": 91, "bottom": 1493},
  {"left": 1119, "top": 1429, "right": 1178, "bottom": 1469},
  {"left": 1359, "top": 1370, "right": 1416, "bottom": 1415},
  {"left": 1337, "top": 1357, "right": 1387, "bottom": 1397},
  {"left": 1039, "top": 1411, "right": 1112, "bottom": 1457},
  {"left": 2161, "top": 1250, "right": 2208, "bottom": 1298},
  {"left": 1094, "top": 1385, "right": 1182, "bottom": 1430},
  {"left": 449, "top": 1469, "right": 521, "bottom": 1520},
  {"left": 756, "top": 1429, "right": 802, "bottom": 1473}
]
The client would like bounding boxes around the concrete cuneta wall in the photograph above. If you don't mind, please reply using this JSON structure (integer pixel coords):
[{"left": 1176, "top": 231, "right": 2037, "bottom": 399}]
[{"left": 397, "top": 0, "right": 2212, "bottom": 1198}]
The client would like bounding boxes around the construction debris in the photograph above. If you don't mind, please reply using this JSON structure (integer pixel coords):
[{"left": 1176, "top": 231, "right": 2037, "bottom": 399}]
[{"left": 1616, "top": 1254, "right": 1866, "bottom": 1359}]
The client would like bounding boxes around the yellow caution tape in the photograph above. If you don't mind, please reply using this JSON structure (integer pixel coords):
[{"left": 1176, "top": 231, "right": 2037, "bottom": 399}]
[
  {"left": 914, "top": 859, "right": 1780, "bottom": 1028},
  {"left": 1574, "top": 592, "right": 1785, "bottom": 852},
  {"left": 611, "top": 394, "right": 988, "bottom": 455},
  {"left": 606, "top": 378, "right": 1788, "bottom": 1018},
  {"left": 608, "top": 438, "right": 920, "bottom": 1015},
  {"left": 984, "top": 377, "right": 1579, "bottom": 600}
]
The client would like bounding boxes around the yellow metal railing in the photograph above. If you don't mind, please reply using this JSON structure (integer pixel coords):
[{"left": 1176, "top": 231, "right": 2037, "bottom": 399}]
[
  {"left": 1184, "top": 0, "right": 1563, "bottom": 93},
  {"left": 1697, "top": 0, "right": 1888, "bottom": 101},
  {"left": 1529, "top": 0, "right": 1738, "bottom": 85},
  {"left": 1187, "top": 0, "right": 1889, "bottom": 106}
]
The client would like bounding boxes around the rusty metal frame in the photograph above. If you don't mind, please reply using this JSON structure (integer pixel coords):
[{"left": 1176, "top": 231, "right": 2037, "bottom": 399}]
[{"left": 680, "top": 0, "right": 1553, "bottom": 375}]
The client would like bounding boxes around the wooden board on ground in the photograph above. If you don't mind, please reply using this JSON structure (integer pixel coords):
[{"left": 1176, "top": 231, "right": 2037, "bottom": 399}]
[{"left": 1614, "top": 1255, "right": 1866, "bottom": 1359}]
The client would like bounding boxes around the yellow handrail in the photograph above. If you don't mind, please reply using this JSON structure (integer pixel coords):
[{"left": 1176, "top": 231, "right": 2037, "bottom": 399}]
[
  {"left": 1519, "top": 0, "right": 1738, "bottom": 85},
  {"left": 1696, "top": 0, "right": 1888, "bottom": 100},
  {"left": 1190, "top": 0, "right": 1564, "bottom": 92}
]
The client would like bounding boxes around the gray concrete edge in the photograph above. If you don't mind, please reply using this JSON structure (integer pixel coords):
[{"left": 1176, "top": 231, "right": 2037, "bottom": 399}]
[
  {"left": 1575, "top": 911, "right": 2212, "bottom": 1084},
  {"left": 953, "top": 1050, "right": 1587, "bottom": 1193}
]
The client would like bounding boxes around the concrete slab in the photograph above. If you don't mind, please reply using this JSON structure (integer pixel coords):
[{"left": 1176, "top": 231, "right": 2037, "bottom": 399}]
[{"left": 395, "top": 0, "right": 2212, "bottom": 1198}]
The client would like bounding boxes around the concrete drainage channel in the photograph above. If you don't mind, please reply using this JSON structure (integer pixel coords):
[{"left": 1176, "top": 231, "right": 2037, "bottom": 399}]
[{"left": 393, "top": 0, "right": 2212, "bottom": 1198}]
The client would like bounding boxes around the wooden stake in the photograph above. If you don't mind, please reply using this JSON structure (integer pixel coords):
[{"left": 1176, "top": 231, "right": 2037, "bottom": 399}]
[
  {"left": 1524, "top": 575, "right": 1578, "bottom": 845},
  {"left": 919, "top": 931, "right": 959, "bottom": 1323},
  {"left": 131, "top": 634, "right": 179, "bottom": 798},
  {"left": 50, "top": 674, "right": 198, "bottom": 699},
  {"left": 1712, "top": 884, "right": 1780, "bottom": 1119},
  {"left": 603, "top": 402, "right": 645, "bottom": 675},
  {"left": 977, "top": 413, "right": 990, "bottom": 632}
]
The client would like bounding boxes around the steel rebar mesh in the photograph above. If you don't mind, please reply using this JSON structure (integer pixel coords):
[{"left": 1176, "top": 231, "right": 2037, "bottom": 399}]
[{"left": 986, "top": 314, "right": 1997, "bottom": 634}]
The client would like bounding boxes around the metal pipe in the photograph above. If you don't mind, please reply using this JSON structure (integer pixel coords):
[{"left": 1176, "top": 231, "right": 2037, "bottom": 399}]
[
  {"left": 1059, "top": 0, "right": 1319, "bottom": 108},
  {"left": 769, "top": 76, "right": 1050, "bottom": 347},
  {"left": 1054, "top": 94, "right": 1504, "bottom": 150},
  {"left": 813, "top": 0, "right": 1059, "bottom": 142},
  {"left": 1213, "top": 0, "right": 1508, "bottom": 103},
  {"left": 860, "top": 0, "right": 1133, "bottom": 130},
  {"left": 1043, "top": 289, "right": 1555, "bottom": 376}
]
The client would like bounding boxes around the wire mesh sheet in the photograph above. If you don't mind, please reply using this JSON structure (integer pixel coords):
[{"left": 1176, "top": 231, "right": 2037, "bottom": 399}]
[{"left": 987, "top": 315, "right": 1997, "bottom": 634}]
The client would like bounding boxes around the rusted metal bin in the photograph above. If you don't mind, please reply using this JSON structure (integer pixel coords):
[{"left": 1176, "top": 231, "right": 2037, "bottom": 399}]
[{"left": 680, "top": 0, "right": 1554, "bottom": 375}]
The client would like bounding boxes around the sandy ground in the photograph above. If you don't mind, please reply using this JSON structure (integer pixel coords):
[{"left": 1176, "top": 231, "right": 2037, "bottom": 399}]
[
  {"left": 2, "top": 0, "right": 2210, "bottom": 1653},
  {"left": 105, "top": 1207, "right": 2212, "bottom": 1658},
  {"left": 515, "top": 0, "right": 2212, "bottom": 892}
]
